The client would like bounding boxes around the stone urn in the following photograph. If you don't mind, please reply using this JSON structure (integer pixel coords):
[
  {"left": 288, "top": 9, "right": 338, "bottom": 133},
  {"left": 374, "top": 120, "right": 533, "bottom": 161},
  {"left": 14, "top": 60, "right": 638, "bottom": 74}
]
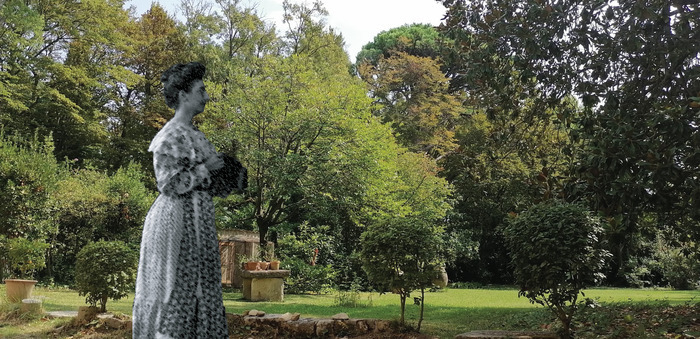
[
  {"left": 432, "top": 266, "right": 449, "bottom": 288},
  {"left": 4, "top": 279, "right": 38, "bottom": 303}
]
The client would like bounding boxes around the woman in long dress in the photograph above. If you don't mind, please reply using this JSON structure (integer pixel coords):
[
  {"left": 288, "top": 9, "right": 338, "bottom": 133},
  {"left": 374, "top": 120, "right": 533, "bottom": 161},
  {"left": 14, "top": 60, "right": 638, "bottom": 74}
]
[{"left": 133, "top": 62, "right": 245, "bottom": 338}]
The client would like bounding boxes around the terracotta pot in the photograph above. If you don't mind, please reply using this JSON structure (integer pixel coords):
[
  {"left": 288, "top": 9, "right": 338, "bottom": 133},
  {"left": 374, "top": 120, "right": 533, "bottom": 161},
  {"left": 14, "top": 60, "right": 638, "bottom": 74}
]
[
  {"left": 4, "top": 279, "right": 37, "bottom": 303},
  {"left": 257, "top": 262, "right": 270, "bottom": 270},
  {"left": 244, "top": 262, "right": 258, "bottom": 270},
  {"left": 270, "top": 260, "right": 280, "bottom": 270}
]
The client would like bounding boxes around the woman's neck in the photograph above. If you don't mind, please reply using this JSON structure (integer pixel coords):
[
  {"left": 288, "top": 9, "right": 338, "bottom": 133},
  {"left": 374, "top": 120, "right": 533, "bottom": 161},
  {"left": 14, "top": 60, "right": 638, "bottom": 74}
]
[{"left": 172, "top": 109, "right": 193, "bottom": 125}]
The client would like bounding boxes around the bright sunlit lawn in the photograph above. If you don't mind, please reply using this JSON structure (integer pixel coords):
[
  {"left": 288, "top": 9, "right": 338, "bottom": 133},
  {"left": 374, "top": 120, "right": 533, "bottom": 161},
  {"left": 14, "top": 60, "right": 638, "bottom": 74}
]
[{"left": 0, "top": 284, "right": 699, "bottom": 338}]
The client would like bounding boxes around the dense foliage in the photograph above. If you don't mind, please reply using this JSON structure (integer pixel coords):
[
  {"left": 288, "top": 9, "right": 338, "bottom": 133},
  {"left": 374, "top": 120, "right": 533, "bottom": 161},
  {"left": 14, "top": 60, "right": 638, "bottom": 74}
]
[
  {"left": 0, "top": 0, "right": 697, "bottom": 294},
  {"left": 49, "top": 164, "right": 153, "bottom": 284},
  {"left": 439, "top": 0, "right": 700, "bottom": 286},
  {"left": 5, "top": 237, "right": 50, "bottom": 279},
  {"left": 75, "top": 240, "right": 138, "bottom": 312},
  {"left": 0, "top": 131, "right": 61, "bottom": 281},
  {"left": 504, "top": 201, "right": 610, "bottom": 338}
]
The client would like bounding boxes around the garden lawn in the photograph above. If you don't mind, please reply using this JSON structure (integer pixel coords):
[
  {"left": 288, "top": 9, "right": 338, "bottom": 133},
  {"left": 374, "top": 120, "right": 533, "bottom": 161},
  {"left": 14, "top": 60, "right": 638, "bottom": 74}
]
[{"left": 0, "top": 285, "right": 698, "bottom": 338}]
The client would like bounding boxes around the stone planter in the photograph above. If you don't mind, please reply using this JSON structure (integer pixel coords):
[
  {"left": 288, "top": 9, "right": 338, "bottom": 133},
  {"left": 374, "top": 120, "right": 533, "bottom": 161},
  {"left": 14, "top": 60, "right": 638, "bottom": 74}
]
[{"left": 4, "top": 279, "right": 37, "bottom": 303}]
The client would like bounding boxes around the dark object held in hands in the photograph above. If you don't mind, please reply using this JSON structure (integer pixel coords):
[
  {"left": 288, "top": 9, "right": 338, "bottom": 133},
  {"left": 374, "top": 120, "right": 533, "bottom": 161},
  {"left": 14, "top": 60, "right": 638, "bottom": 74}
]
[{"left": 209, "top": 154, "right": 247, "bottom": 197}]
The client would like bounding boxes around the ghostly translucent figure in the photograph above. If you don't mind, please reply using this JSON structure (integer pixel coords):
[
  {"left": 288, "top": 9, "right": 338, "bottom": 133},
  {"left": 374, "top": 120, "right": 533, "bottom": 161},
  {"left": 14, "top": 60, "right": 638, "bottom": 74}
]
[{"left": 133, "top": 62, "right": 246, "bottom": 338}]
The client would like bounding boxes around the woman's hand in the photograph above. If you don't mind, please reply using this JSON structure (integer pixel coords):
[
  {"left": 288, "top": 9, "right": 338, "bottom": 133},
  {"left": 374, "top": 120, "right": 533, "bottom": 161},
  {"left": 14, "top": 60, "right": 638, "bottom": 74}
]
[{"left": 205, "top": 154, "right": 225, "bottom": 172}]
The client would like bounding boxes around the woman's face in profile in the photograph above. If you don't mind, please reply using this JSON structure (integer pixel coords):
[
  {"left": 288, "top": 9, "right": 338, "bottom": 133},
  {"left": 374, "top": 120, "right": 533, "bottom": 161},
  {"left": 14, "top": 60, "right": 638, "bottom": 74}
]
[{"left": 179, "top": 79, "right": 209, "bottom": 115}]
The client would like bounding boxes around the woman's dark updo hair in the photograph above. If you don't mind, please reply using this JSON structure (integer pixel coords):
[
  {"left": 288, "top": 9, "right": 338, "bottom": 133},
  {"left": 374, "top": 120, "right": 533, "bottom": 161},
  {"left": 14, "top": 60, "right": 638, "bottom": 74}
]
[{"left": 161, "top": 62, "right": 206, "bottom": 109}]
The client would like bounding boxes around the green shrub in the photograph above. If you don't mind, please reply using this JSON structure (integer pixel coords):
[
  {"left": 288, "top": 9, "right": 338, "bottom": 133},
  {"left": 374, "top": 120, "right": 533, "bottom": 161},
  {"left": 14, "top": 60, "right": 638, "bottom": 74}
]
[
  {"left": 652, "top": 235, "right": 700, "bottom": 290},
  {"left": 277, "top": 223, "right": 333, "bottom": 266},
  {"left": 622, "top": 255, "right": 657, "bottom": 288},
  {"left": 333, "top": 283, "right": 372, "bottom": 308},
  {"left": 6, "top": 237, "right": 49, "bottom": 279},
  {"left": 503, "top": 201, "right": 609, "bottom": 339},
  {"left": 277, "top": 222, "right": 337, "bottom": 294},
  {"left": 75, "top": 240, "right": 138, "bottom": 312},
  {"left": 282, "top": 257, "right": 336, "bottom": 294},
  {"left": 0, "top": 131, "right": 62, "bottom": 280},
  {"left": 50, "top": 163, "right": 153, "bottom": 285}
]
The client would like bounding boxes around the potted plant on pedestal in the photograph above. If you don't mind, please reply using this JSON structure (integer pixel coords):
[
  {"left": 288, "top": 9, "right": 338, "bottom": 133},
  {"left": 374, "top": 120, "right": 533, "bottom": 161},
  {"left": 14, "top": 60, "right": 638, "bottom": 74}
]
[
  {"left": 256, "top": 252, "right": 269, "bottom": 270},
  {"left": 261, "top": 245, "right": 280, "bottom": 270},
  {"left": 265, "top": 251, "right": 280, "bottom": 270},
  {"left": 239, "top": 254, "right": 258, "bottom": 271},
  {"left": 4, "top": 237, "right": 50, "bottom": 302}
]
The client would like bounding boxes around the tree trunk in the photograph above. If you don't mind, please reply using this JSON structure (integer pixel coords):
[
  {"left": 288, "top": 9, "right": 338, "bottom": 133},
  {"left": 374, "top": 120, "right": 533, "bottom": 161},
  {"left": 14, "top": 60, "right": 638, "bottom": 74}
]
[
  {"left": 100, "top": 295, "right": 108, "bottom": 313},
  {"left": 417, "top": 288, "right": 425, "bottom": 332},
  {"left": 257, "top": 215, "right": 268, "bottom": 246},
  {"left": 400, "top": 293, "right": 406, "bottom": 325},
  {"left": 557, "top": 311, "right": 572, "bottom": 339}
]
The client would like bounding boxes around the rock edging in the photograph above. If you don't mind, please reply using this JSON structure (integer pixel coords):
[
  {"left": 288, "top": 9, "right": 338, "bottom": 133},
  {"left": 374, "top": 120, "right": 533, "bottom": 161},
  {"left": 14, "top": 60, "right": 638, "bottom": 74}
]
[{"left": 228, "top": 311, "right": 392, "bottom": 338}]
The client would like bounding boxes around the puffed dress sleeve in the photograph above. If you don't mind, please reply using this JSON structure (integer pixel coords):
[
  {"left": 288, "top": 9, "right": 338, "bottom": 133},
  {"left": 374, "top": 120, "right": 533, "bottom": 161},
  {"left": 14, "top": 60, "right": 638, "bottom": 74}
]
[{"left": 148, "top": 125, "right": 213, "bottom": 196}]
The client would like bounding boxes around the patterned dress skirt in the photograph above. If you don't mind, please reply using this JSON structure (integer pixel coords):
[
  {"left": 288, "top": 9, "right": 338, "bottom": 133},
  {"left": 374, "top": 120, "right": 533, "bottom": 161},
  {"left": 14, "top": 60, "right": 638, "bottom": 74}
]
[{"left": 132, "top": 190, "right": 228, "bottom": 338}]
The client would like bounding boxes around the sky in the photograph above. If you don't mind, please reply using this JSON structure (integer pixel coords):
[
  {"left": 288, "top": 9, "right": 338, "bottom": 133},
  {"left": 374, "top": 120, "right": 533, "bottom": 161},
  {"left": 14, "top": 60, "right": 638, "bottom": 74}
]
[{"left": 125, "top": 0, "right": 447, "bottom": 62}]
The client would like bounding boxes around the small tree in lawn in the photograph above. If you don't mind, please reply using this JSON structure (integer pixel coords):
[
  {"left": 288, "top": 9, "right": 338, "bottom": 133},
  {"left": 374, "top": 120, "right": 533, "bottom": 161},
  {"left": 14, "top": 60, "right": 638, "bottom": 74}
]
[
  {"left": 361, "top": 215, "right": 447, "bottom": 330},
  {"left": 503, "top": 201, "right": 609, "bottom": 339},
  {"left": 75, "top": 240, "right": 138, "bottom": 312}
]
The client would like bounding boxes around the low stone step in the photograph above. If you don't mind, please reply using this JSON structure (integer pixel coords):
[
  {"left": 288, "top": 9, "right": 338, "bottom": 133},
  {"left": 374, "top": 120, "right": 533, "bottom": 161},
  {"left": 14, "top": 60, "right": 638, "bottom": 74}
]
[{"left": 46, "top": 311, "right": 78, "bottom": 318}]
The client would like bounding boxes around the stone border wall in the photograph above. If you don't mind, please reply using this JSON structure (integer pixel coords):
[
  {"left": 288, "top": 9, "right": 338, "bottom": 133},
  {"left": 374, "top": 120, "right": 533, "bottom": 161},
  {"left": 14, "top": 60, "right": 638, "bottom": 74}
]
[{"left": 227, "top": 311, "right": 392, "bottom": 338}]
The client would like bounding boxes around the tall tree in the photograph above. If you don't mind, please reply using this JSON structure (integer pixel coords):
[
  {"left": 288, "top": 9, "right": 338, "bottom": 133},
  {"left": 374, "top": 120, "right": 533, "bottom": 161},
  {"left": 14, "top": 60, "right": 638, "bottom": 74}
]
[
  {"left": 202, "top": 1, "right": 378, "bottom": 246},
  {"left": 204, "top": 0, "right": 278, "bottom": 99},
  {"left": 358, "top": 51, "right": 461, "bottom": 158},
  {"left": 105, "top": 3, "right": 191, "bottom": 172},
  {"left": 0, "top": 0, "right": 133, "bottom": 164},
  {"left": 355, "top": 23, "right": 444, "bottom": 66},
  {"left": 440, "top": 105, "right": 574, "bottom": 283}
]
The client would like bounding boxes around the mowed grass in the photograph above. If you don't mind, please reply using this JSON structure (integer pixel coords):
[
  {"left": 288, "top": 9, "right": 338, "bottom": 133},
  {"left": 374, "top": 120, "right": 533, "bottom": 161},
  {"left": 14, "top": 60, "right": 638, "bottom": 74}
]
[{"left": 1, "top": 284, "right": 698, "bottom": 338}]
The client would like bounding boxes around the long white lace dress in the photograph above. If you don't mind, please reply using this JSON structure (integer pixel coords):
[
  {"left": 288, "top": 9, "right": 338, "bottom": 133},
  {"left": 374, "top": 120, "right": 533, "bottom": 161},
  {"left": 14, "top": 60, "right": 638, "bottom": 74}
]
[{"left": 132, "top": 120, "right": 228, "bottom": 338}]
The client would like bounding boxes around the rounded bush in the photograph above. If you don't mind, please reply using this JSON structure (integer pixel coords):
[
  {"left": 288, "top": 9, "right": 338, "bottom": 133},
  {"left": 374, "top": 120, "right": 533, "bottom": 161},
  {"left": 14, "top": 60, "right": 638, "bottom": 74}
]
[
  {"left": 504, "top": 201, "right": 609, "bottom": 338},
  {"left": 75, "top": 240, "right": 138, "bottom": 312},
  {"left": 504, "top": 201, "right": 608, "bottom": 296}
]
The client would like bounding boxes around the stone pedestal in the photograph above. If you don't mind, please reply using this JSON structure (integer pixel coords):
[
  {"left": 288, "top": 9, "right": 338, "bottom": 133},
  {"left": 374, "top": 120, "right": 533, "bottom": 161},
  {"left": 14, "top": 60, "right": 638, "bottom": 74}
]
[
  {"left": 20, "top": 298, "right": 42, "bottom": 314},
  {"left": 240, "top": 270, "right": 290, "bottom": 302}
]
